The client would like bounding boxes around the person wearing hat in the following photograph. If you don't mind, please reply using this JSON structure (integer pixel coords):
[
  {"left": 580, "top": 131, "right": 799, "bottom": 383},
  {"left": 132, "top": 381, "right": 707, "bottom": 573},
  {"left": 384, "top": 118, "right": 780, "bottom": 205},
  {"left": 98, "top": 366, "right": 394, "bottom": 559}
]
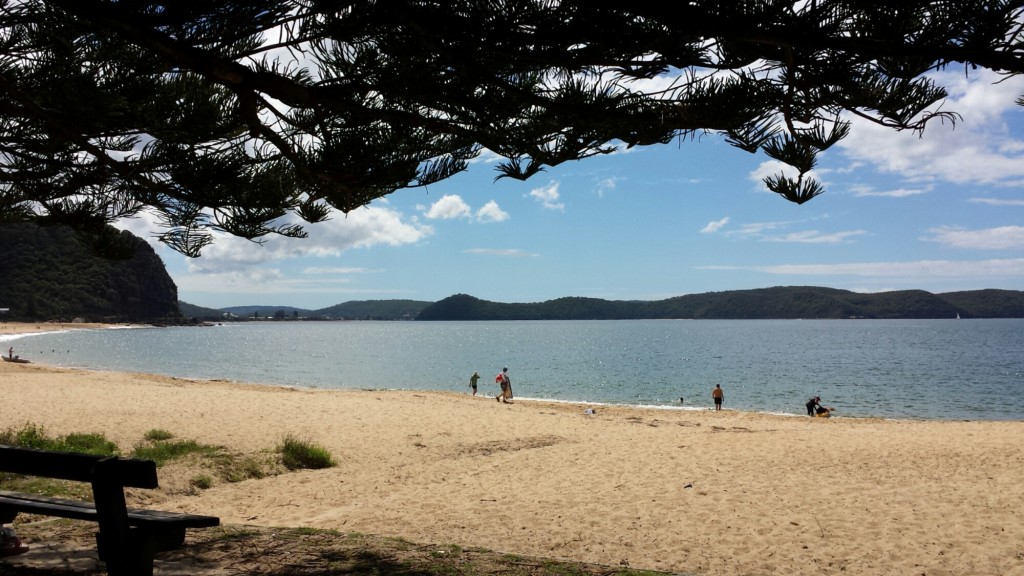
[{"left": 495, "top": 367, "right": 512, "bottom": 403}]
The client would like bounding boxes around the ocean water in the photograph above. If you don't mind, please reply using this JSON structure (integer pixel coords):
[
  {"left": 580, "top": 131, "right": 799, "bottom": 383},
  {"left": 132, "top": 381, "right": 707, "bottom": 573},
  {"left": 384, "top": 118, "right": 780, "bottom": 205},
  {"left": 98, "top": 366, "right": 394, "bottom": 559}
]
[{"left": 5, "top": 319, "right": 1023, "bottom": 420}]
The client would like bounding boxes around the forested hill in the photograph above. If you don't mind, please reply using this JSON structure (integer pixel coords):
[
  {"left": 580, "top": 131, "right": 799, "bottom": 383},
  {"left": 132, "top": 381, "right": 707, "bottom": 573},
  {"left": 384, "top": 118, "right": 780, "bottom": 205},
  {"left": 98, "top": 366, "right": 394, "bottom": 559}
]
[
  {"left": 180, "top": 300, "right": 434, "bottom": 321},
  {"left": 416, "top": 287, "right": 1024, "bottom": 320},
  {"left": 0, "top": 224, "right": 182, "bottom": 323}
]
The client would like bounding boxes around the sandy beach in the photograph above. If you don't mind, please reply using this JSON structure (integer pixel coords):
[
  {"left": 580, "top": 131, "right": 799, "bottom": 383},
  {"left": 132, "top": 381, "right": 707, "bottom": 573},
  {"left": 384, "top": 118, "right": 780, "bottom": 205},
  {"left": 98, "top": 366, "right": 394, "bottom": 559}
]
[{"left": 2, "top": 323, "right": 1023, "bottom": 576}]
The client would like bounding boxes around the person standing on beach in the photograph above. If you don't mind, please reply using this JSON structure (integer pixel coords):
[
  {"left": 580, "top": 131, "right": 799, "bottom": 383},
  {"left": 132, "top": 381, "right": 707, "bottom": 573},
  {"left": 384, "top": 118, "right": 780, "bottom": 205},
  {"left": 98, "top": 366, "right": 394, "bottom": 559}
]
[
  {"left": 495, "top": 367, "right": 512, "bottom": 403},
  {"left": 712, "top": 384, "right": 724, "bottom": 411},
  {"left": 469, "top": 371, "right": 480, "bottom": 396}
]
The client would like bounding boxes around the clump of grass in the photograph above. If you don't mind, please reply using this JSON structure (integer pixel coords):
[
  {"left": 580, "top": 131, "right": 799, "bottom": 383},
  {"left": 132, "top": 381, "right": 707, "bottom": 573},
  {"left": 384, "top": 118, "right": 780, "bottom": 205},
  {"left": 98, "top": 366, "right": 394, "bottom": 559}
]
[
  {"left": 0, "top": 423, "right": 118, "bottom": 455},
  {"left": 190, "top": 474, "right": 213, "bottom": 490},
  {"left": 0, "top": 424, "right": 118, "bottom": 499},
  {"left": 61, "top": 432, "right": 120, "bottom": 455},
  {"left": 0, "top": 422, "right": 48, "bottom": 448},
  {"left": 278, "top": 434, "right": 335, "bottom": 470},
  {"left": 143, "top": 428, "right": 174, "bottom": 442},
  {"left": 131, "top": 439, "right": 220, "bottom": 466}
]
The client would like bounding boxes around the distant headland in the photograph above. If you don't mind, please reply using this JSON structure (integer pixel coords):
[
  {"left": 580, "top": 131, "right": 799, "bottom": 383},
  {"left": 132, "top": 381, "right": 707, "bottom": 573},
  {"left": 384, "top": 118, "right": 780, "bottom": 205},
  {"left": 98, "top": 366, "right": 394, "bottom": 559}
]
[{"left": 180, "top": 286, "right": 1024, "bottom": 321}]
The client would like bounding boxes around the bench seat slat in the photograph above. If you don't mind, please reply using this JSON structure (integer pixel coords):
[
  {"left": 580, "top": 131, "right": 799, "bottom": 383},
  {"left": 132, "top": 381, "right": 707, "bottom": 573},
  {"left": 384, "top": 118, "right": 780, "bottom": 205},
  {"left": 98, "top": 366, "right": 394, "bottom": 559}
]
[
  {"left": 0, "top": 491, "right": 98, "bottom": 521},
  {"left": 0, "top": 491, "right": 219, "bottom": 528}
]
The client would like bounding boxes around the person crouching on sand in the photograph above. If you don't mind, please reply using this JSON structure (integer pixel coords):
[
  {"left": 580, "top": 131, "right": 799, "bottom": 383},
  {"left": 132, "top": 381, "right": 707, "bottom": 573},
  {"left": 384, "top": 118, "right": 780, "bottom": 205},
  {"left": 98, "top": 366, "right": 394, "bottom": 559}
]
[{"left": 806, "top": 396, "right": 821, "bottom": 416}]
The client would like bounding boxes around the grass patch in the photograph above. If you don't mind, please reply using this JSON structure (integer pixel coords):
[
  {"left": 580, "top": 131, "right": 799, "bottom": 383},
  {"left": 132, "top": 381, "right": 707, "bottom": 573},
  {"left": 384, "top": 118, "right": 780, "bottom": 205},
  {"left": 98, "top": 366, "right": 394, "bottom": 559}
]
[
  {"left": 0, "top": 423, "right": 118, "bottom": 455},
  {"left": 0, "top": 475, "right": 94, "bottom": 500},
  {"left": 278, "top": 434, "right": 335, "bottom": 470},
  {"left": 1, "top": 424, "right": 333, "bottom": 499},
  {"left": 0, "top": 424, "right": 117, "bottom": 499},
  {"left": 143, "top": 428, "right": 175, "bottom": 441},
  {"left": 131, "top": 438, "right": 221, "bottom": 466},
  {"left": 61, "top": 432, "right": 120, "bottom": 455}
]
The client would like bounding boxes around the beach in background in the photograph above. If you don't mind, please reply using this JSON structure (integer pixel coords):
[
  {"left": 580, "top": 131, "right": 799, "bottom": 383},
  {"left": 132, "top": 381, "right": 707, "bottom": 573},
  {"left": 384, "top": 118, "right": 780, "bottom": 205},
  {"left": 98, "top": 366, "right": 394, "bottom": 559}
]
[{"left": 2, "top": 323, "right": 1024, "bottom": 576}]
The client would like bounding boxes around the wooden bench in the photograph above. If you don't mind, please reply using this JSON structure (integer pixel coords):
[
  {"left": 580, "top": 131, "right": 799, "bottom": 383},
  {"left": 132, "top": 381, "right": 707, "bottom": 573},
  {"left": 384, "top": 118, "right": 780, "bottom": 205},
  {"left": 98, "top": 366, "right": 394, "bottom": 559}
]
[{"left": 0, "top": 445, "right": 219, "bottom": 576}]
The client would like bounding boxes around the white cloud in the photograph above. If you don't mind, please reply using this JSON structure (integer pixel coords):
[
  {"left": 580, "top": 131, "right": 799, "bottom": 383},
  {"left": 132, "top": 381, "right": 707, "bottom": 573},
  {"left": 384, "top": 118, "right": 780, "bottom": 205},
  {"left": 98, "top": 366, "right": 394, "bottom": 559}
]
[
  {"left": 529, "top": 181, "right": 565, "bottom": 211},
  {"left": 112, "top": 209, "right": 165, "bottom": 249},
  {"left": 849, "top": 184, "right": 930, "bottom": 198},
  {"left": 173, "top": 271, "right": 420, "bottom": 298},
  {"left": 763, "top": 229, "right": 867, "bottom": 244},
  {"left": 837, "top": 69, "right": 1024, "bottom": 186},
  {"left": 701, "top": 217, "right": 730, "bottom": 234},
  {"left": 968, "top": 197, "right": 1024, "bottom": 206},
  {"left": 184, "top": 205, "right": 432, "bottom": 274},
  {"left": 594, "top": 176, "right": 620, "bottom": 197},
  {"left": 464, "top": 248, "right": 539, "bottom": 257},
  {"left": 698, "top": 258, "right": 1024, "bottom": 278},
  {"left": 719, "top": 216, "right": 862, "bottom": 244},
  {"left": 174, "top": 268, "right": 287, "bottom": 295},
  {"left": 303, "top": 266, "right": 381, "bottom": 274},
  {"left": 748, "top": 159, "right": 824, "bottom": 192},
  {"left": 476, "top": 200, "right": 510, "bottom": 222},
  {"left": 730, "top": 220, "right": 791, "bottom": 236},
  {"left": 923, "top": 225, "right": 1024, "bottom": 249},
  {"left": 116, "top": 203, "right": 432, "bottom": 275},
  {"left": 833, "top": 161, "right": 865, "bottom": 174},
  {"left": 422, "top": 194, "right": 509, "bottom": 223},
  {"left": 424, "top": 194, "right": 472, "bottom": 220},
  {"left": 467, "top": 148, "right": 503, "bottom": 165}
]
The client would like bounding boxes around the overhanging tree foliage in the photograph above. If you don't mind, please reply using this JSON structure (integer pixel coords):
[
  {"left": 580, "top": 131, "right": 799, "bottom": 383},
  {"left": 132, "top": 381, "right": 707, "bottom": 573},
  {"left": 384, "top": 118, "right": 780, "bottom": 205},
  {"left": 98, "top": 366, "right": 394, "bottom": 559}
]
[{"left": 1, "top": 1, "right": 1022, "bottom": 256}]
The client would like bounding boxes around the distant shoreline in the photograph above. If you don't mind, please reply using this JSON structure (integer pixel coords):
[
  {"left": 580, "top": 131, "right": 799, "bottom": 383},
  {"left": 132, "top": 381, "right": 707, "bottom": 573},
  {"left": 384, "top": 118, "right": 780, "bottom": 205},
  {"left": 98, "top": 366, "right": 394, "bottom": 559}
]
[
  {"left": 5, "top": 319, "right": 1022, "bottom": 422},
  {"left": 0, "top": 321, "right": 141, "bottom": 339}
]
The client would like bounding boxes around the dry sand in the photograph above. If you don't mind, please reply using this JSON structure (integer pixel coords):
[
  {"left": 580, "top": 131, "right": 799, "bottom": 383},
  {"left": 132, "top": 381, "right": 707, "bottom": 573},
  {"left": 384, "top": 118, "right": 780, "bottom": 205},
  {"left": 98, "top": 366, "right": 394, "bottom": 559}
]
[{"left": 2, "top": 323, "right": 1023, "bottom": 576}]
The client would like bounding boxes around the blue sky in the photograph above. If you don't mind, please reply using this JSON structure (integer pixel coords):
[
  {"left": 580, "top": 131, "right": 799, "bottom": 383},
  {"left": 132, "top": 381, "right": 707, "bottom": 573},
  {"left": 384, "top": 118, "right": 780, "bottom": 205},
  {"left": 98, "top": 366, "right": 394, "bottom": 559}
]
[{"left": 119, "top": 69, "right": 1024, "bottom": 310}]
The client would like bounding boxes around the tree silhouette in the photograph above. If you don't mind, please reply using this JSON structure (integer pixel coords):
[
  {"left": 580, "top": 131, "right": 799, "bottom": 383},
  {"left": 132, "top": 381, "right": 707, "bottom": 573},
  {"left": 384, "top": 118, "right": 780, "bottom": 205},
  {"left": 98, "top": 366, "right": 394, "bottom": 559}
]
[{"left": 1, "top": 1, "right": 1021, "bottom": 256}]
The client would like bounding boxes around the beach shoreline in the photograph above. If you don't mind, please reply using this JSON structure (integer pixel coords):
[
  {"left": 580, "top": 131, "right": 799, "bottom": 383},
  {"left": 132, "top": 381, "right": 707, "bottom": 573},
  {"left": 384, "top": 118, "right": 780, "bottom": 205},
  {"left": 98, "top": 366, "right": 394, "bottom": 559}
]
[
  {"left": 3, "top": 322, "right": 1024, "bottom": 576},
  {"left": 5, "top": 320, "right": 1015, "bottom": 422}
]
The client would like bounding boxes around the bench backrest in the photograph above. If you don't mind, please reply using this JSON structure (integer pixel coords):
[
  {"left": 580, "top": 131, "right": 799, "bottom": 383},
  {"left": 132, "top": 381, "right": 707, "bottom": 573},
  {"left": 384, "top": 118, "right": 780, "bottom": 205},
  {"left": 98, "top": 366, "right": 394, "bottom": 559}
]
[{"left": 0, "top": 445, "right": 158, "bottom": 488}]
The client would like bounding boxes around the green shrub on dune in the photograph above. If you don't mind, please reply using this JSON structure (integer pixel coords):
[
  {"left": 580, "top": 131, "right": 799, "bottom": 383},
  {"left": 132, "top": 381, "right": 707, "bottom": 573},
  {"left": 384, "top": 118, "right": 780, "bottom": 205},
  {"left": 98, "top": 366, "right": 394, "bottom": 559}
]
[
  {"left": 143, "top": 428, "right": 175, "bottom": 441},
  {"left": 278, "top": 434, "right": 335, "bottom": 470}
]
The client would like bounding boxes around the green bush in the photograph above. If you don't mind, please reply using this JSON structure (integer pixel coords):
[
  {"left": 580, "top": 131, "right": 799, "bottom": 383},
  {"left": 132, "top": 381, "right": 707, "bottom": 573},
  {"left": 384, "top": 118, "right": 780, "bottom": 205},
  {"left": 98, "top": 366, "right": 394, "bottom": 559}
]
[
  {"left": 191, "top": 474, "right": 213, "bottom": 490},
  {"left": 0, "top": 422, "right": 52, "bottom": 449},
  {"left": 278, "top": 435, "right": 335, "bottom": 470},
  {"left": 0, "top": 423, "right": 117, "bottom": 455},
  {"left": 143, "top": 429, "right": 174, "bottom": 441},
  {"left": 60, "top": 432, "right": 119, "bottom": 455}
]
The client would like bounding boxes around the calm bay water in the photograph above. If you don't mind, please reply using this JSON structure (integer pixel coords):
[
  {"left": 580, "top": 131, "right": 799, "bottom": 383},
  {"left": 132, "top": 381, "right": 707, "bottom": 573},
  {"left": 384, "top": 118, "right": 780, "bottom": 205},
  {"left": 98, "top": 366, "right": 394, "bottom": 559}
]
[{"left": 6, "top": 319, "right": 1024, "bottom": 420}]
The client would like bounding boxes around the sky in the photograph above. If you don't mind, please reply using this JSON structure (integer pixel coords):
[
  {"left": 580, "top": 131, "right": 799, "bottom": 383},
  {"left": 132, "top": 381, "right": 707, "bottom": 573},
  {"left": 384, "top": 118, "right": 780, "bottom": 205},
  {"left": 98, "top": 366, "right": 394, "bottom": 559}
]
[{"left": 118, "top": 68, "right": 1024, "bottom": 310}]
